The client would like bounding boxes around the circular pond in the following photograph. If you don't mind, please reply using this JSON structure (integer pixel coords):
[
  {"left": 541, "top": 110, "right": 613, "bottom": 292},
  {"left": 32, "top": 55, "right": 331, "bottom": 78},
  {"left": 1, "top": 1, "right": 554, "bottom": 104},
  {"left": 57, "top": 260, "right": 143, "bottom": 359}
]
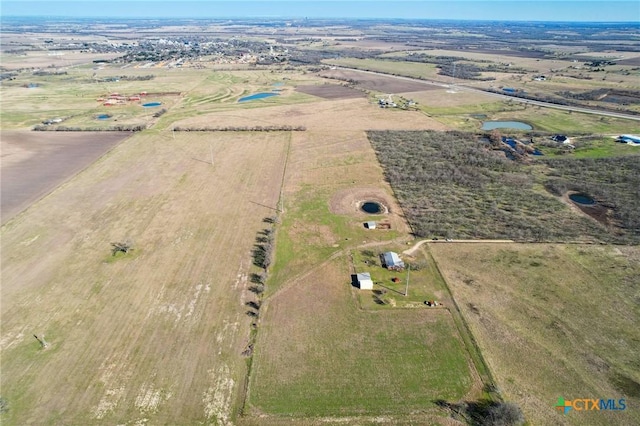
[
  {"left": 569, "top": 193, "right": 596, "bottom": 205},
  {"left": 361, "top": 201, "right": 383, "bottom": 214},
  {"left": 142, "top": 102, "right": 162, "bottom": 107}
]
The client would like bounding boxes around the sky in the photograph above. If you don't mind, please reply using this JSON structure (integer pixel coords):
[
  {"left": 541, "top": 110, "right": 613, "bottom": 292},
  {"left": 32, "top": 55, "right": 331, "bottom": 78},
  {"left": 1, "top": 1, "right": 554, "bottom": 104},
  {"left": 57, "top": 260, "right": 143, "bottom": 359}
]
[{"left": 1, "top": 1, "right": 639, "bottom": 22}]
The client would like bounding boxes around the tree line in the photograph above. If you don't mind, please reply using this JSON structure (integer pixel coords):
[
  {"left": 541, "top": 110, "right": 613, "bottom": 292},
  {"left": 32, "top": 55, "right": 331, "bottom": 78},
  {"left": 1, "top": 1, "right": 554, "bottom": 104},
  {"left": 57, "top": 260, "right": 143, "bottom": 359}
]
[{"left": 173, "top": 125, "right": 306, "bottom": 132}]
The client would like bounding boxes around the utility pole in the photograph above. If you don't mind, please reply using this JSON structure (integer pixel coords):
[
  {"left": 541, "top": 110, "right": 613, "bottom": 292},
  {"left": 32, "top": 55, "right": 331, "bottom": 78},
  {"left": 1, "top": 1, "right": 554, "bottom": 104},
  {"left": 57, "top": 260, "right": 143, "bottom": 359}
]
[
  {"left": 210, "top": 143, "right": 214, "bottom": 165},
  {"left": 404, "top": 264, "right": 410, "bottom": 296}
]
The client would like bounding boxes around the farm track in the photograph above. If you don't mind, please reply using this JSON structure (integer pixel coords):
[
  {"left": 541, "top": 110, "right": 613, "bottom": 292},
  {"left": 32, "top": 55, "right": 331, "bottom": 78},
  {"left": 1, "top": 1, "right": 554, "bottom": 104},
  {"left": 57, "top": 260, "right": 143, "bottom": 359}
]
[{"left": 403, "top": 239, "right": 516, "bottom": 256}]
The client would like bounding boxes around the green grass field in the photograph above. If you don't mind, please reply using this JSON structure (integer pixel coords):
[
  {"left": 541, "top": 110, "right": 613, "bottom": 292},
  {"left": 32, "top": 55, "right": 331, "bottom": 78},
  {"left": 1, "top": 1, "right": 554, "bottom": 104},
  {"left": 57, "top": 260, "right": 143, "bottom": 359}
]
[{"left": 249, "top": 257, "right": 476, "bottom": 419}]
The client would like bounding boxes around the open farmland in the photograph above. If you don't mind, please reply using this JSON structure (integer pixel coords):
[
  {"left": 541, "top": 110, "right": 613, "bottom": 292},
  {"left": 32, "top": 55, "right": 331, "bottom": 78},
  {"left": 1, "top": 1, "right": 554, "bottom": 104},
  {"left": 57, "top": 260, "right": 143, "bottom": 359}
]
[
  {"left": 295, "top": 83, "right": 365, "bottom": 99},
  {"left": 320, "top": 67, "right": 441, "bottom": 93},
  {"left": 0, "top": 130, "right": 289, "bottom": 425},
  {"left": 2, "top": 16, "right": 640, "bottom": 426},
  {"left": 0, "top": 130, "right": 130, "bottom": 224},
  {"left": 243, "top": 116, "right": 486, "bottom": 424},
  {"left": 430, "top": 243, "right": 640, "bottom": 426}
]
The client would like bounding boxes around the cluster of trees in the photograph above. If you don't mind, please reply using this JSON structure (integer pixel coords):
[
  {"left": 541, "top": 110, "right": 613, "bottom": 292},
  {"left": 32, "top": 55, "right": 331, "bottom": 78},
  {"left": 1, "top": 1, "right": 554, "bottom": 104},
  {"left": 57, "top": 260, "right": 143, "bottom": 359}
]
[
  {"left": 152, "top": 108, "right": 167, "bottom": 118},
  {"left": 244, "top": 216, "right": 279, "bottom": 356},
  {"left": 252, "top": 227, "right": 274, "bottom": 270},
  {"left": 437, "top": 63, "right": 494, "bottom": 81},
  {"left": 32, "top": 70, "right": 68, "bottom": 76},
  {"left": 251, "top": 216, "right": 279, "bottom": 285},
  {"left": 367, "top": 130, "right": 637, "bottom": 243},
  {"left": 543, "top": 156, "right": 640, "bottom": 240},
  {"left": 173, "top": 125, "right": 305, "bottom": 132},
  {"left": 486, "top": 87, "right": 640, "bottom": 116},
  {"left": 436, "top": 399, "right": 525, "bottom": 426},
  {"left": 33, "top": 124, "right": 146, "bottom": 132},
  {"left": 557, "top": 88, "right": 640, "bottom": 105},
  {"left": 117, "top": 74, "right": 155, "bottom": 81}
]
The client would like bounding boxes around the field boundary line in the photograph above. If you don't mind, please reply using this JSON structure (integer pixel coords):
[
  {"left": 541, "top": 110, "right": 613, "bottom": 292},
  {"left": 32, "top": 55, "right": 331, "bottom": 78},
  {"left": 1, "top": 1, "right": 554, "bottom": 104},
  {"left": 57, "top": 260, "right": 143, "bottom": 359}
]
[
  {"left": 423, "top": 244, "right": 502, "bottom": 402},
  {"left": 237, "top": 131, "right": 291, "bottom": 419}
]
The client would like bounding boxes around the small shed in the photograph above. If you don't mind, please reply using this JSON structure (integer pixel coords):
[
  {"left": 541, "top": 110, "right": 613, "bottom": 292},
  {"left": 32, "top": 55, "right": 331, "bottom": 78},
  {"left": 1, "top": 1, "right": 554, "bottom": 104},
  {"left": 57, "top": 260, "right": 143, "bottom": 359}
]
[
  {"left": 382, "top": 251, "right": 405, "bottom": 270},
  {"left": 357, "top": 272, "right": 373, "bottom": 290},
  {"left": 365, "top": 221, "right": 377, "bottom": 229}
]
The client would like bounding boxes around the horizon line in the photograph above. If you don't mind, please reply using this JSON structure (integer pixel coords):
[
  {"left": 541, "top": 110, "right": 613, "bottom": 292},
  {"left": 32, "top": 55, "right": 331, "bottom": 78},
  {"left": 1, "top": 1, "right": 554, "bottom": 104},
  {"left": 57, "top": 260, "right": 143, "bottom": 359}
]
[{"left": 2, "top": 15, "right": 640, "bottom": 23}]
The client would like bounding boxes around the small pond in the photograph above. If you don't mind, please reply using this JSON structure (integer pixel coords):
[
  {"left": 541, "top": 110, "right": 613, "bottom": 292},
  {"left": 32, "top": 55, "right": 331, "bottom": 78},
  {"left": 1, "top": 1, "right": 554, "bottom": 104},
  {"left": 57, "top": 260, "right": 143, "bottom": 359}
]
[
  {"left": 482, "top": 121, "right": 533, "bottom": 131},
  {"left": 96, "top": 114, "right": 111, "bottom": 120},
  {"left": 361, "top": 202, "right": 382, "bottom": 214},
  {"left": 569, "top": 193, "right": 596, "bottom": 206},
  {"left": 142, "top": 102, "right": 162, "bottom": 107},
  {"left": 238, "top": 92, "right": 279, "bottom": 102}
]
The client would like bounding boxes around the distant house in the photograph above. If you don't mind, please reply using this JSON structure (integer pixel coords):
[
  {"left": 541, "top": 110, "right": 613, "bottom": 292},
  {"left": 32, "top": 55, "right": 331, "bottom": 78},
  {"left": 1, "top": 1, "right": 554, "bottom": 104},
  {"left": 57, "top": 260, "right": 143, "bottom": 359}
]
[
  {"left": 365, "top": 221, "right": 377, "bottom": 229},
  {"left": 357, "top": 272, "right": 373, "bottom": 290},
  {"left": 382, "top": 251, "right": 405, "bottom": 270}
]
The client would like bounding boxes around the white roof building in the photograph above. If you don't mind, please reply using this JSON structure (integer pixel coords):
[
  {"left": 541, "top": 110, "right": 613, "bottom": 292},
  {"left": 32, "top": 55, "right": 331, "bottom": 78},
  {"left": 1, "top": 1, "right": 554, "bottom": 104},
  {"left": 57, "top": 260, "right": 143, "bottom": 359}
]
[{"left": 357, "top": 272, "right": 373, "bottom": 290}]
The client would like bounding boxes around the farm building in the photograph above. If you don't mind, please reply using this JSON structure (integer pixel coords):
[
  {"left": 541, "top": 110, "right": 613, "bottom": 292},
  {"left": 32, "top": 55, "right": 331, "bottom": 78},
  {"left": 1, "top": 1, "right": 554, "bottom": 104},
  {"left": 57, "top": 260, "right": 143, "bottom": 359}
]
[
  {"left": 551, "top": 134, "right": 568, "bottom": 143},
  {"left": 382, "top": 251, "right": 405, "bottom": 270},
  {"left": 365, "top": 221, "right": 377, "bottom": 229},
  {"left": 357, "top": 272, "right": 373, "bottom": 290},
  {"left": 618, "top": 135, "right": 640, "bottom": 146}
]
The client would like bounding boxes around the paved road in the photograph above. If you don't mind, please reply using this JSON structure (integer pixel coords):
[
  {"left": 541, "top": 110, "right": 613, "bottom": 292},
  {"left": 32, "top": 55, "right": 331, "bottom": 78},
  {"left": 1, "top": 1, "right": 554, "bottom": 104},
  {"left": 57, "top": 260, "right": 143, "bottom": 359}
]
[{"left": 334, "top": 66, "right": 640, "bottom": 122}]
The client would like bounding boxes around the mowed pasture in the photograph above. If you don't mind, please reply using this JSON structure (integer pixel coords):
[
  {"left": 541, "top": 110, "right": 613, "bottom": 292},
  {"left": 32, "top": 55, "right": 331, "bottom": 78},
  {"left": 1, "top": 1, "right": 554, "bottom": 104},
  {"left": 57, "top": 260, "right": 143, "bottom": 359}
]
[
  {"left": 0, "top": 130, "right": 289, "bottom": 425},
  {"left": 430, "top": 243, "right": 640, "bottom": 426},
  {"left": 1, "top": 130, "right": 131, "bottom": 224},
  {"left": 248, "top": 259, "right": 477, "bottom": 423}
]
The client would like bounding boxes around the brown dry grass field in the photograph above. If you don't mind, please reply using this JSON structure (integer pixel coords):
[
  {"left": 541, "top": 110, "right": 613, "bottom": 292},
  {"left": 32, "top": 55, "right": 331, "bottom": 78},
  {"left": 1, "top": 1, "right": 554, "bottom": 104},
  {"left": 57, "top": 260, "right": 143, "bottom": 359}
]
[
  {"left": 1, "top": 130, "right": 289, "bottom": 424},
  {"left": 1, "top": 131, "right": 131, "bottom": 224},
  {"left": 320, "top": 68, "right": 441, "bottom": 93},
  {"left": 295, "top": 83, "right": 366, "bottom": 99},
  {"left": 430, "top": 243, "right": 640, "bottom": 426}
]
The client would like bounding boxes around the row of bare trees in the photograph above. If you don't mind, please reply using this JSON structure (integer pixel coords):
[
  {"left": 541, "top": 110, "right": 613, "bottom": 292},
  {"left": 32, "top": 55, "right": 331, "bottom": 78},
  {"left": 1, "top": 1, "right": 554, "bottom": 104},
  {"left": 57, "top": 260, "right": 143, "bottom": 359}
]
[
  {"left": 173, "top": 125, "right": 306, "bottom": 132},
  {"left": 243, "top": 216, "right": 279, "bottom": 358},
  {"left": 33, "top": 124, "right": 146, "bottom": 132}
]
